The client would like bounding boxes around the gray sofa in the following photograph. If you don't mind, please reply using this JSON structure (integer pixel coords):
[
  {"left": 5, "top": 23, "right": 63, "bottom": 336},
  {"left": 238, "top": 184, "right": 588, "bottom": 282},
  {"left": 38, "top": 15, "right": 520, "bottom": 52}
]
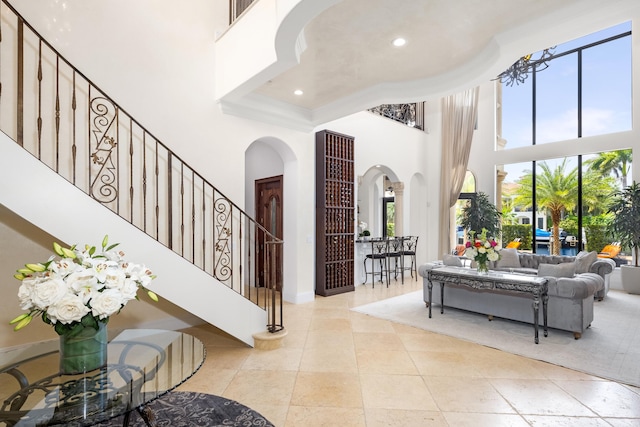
[
  {"left": 490, "top": 251, "right": 615, "bottom": 300},
  {"left": 418, "top": 251, "right": 616, "bottom": 339}
]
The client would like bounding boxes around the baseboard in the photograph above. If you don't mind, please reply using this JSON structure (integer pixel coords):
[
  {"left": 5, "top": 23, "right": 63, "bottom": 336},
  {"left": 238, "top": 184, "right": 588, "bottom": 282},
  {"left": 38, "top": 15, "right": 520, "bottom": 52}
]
[{"left": 284, "top": 290, "right": 315, "bottom": 304}]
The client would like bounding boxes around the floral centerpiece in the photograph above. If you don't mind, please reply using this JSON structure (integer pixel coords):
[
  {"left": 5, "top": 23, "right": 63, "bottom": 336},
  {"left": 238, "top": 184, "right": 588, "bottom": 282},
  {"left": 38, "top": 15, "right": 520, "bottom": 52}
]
[
  {"left": 10, "top": 235, "right": 158, "bottom": 373},
  {"left": 464, "top": 229, "right": 501, "bottom": 274}
]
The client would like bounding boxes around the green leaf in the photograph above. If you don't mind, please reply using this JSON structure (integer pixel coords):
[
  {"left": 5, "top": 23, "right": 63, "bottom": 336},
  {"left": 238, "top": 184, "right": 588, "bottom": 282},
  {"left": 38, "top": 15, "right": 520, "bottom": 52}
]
[
  {"left": 106, "top": 243, "right": 120, "bottom": 252},
  {"left": 41, "top": 312, "right": 52, "bottom": 325},
  {"left": 54, "top": 322, "right": 67, "bottom": 335},
  {"left": 68, "top": 322, "right": 85, "bottom": 338},
  {"left": 81, "top": 313, "right": 98, "bottom": 329},
  {"left": 88, "top": 246, "right": 96, "bottom": 256}
]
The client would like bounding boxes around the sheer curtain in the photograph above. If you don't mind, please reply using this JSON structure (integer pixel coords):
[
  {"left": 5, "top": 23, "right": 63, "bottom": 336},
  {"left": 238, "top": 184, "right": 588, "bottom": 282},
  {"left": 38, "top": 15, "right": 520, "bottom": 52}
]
[{"left": 438, "top": 87, "right": 480, "bottom": 258}]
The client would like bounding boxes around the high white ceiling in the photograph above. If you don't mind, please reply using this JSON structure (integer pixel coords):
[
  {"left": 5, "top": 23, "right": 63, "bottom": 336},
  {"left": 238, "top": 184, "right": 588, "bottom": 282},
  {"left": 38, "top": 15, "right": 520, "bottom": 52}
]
[
  {"left": 220, "top": 0, "right": 637, "bottom": 130},
  {"left": 255, "top": 0, "right": 567, "bottom": 109}
]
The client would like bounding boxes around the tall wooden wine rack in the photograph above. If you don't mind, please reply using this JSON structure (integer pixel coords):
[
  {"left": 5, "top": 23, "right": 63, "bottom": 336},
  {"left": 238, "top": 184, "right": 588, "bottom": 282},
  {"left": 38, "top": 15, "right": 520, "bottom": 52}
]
[{"left": 315, "top": 130, "right": 355, "bottom": 296}]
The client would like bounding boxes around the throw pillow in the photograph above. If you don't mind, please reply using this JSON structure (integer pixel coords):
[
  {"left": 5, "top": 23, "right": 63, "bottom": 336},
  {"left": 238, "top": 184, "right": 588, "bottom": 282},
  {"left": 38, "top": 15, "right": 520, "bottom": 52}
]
[
  {"left": 574, "top": 250, "right": 597, "bottom": 274},
  {"left": 538, "top": 262, "right": 576, "bottom": 278},
  {"left": 442, "top": 254, "right": 463, "bottom": 267},
  {"left": 496, "top": 248, "right": 520, "bottom": 268}
]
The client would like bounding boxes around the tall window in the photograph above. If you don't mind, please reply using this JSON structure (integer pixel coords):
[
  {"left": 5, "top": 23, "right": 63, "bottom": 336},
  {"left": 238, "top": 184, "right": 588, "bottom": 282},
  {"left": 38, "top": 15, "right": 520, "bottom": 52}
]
[
  {"left": 501, "top": 151, "right": 629, "bottom": 255},
  {"left": 502, "top": 22, "right": 631, "bottom": 148},
  {"left": 499, "top": 22, "right": 632, "bottom": 255}
]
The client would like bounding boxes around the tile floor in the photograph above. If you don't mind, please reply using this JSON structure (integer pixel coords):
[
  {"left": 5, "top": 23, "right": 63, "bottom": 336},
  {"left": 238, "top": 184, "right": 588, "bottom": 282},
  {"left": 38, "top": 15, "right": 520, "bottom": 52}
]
[{"left": 178, "top": 277, "right": 640, "bottom": 426}]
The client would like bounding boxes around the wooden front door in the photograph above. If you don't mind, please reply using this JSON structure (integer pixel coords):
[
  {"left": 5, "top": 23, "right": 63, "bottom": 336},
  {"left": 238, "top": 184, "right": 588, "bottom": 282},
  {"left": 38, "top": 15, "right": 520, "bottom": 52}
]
[{"left": 255, "top": 175, "right": 283, "bottom": 290}]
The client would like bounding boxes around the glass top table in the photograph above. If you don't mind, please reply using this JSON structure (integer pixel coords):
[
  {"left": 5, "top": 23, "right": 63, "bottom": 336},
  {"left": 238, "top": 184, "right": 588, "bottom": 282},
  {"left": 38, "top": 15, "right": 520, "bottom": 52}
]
[{"left": 0, "top": 329, "right": 205, "bottom": 426}]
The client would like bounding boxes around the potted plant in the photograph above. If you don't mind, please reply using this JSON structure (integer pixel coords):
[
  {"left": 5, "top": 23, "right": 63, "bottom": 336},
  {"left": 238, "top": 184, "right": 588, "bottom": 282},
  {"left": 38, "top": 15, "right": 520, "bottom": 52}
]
[
  {"left": 608, "top": 181, "right": 640, "bottom": 294},
  {"left": 459, "top": 192, "right": 502, "bottom": 241}
]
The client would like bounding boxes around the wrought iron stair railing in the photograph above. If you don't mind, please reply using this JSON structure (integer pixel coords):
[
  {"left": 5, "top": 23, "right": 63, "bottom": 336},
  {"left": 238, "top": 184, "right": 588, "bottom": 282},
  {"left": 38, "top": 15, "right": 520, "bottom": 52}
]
[{"left": 0, "top": 0, "right": 283, "bottom": 333}]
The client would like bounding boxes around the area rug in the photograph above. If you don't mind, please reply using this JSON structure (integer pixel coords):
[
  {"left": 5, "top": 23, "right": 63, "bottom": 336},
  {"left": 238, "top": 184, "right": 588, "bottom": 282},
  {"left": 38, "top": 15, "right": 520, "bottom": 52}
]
[
  {"left": 352, "top": 289, "right": 640, "bottom": 387},
  {"left": 95, "top": 391, "right": 275, "bottom": 426}
]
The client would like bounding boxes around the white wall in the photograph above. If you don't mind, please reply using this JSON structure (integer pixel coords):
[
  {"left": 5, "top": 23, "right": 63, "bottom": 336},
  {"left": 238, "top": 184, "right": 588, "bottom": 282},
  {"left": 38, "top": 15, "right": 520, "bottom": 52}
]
[
  {"left": 322, "top": 112, "right": 428, "bottom": 199},
  {"left": 0, "top": 205, "right": 204, "bottom": 350}
]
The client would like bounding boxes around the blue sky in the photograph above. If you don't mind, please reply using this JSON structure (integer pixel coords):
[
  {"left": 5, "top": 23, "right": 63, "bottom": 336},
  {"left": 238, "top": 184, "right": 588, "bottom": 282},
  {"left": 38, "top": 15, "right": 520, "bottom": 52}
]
[{"left": 500, "top": 21, "right": 632, "bottom": 186}]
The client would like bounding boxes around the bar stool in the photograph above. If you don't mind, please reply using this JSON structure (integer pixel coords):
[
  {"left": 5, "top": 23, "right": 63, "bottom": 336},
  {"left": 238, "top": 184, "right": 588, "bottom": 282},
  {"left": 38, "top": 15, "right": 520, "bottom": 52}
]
[
  {"left": 385, "top": 237, "right": 404, "bottom": 284},
  {"left": 363, "top": 238, "right": 389, "bottom": 287},
  {"left": 399, "top": 236, "right": 419, "bottom": 280}
]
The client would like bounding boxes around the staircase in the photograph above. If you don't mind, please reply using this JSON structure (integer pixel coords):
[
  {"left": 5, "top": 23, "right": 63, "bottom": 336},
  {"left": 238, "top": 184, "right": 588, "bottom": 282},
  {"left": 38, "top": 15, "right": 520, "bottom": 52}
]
[{"left": 0, "top": 1, "right": 283, "bottom": 346}]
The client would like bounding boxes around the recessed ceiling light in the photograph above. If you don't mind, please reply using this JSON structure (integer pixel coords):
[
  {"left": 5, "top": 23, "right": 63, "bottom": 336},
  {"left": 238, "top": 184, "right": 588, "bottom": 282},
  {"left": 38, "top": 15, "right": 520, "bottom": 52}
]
[
  {"left": 392, "top": 37, "right": 407, "bottom": 47},
  {"left": 294, "top": 89, "right": 303, "bottom": 96}
]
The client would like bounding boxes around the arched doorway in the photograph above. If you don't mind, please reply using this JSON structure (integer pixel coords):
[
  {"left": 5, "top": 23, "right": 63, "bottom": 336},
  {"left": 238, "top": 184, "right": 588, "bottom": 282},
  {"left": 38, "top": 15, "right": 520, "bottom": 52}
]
[
  {"left": 244, "top": 137, "right": 297, "bottom": 299},
  {"left": 358, "top": 165, "right": 401, "bottom": 239}
]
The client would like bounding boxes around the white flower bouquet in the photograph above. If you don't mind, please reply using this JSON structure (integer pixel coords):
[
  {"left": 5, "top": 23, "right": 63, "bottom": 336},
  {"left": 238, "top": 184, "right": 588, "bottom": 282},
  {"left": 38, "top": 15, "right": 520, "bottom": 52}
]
[
  {"left": 10, "top": 235, "right": 157, "bottom": 337},
  {"left": 465, "top": 228, "right": 501, "bottom": 273}
]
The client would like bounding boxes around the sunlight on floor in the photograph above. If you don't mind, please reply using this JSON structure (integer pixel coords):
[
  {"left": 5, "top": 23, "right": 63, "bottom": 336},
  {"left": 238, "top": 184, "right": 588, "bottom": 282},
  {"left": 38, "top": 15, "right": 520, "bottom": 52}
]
[{"left": 179, "top": 276, "right": 640, "bottom": 426}]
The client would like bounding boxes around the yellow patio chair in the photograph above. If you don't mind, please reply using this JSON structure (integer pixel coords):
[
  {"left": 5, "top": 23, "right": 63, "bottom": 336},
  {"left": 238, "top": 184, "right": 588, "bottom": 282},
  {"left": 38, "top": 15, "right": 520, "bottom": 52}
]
[
  {"left": 505, "top": 238, "right": 521, "bottom": 249},
  {"left": 597, "top": 243, "right": 621, "bottom": 259}
]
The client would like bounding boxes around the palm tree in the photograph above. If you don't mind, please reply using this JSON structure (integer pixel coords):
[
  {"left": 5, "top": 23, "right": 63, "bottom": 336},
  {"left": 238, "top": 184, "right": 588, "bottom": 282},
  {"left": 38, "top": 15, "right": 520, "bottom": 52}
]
[
  {"left": 515, "top": 161, "right": 576, "bottom": 254},
  {"left": 515, "top": 159, "right": 616, "bottom": 254},
  {"left": 501, "top": 197, "right": 518, "bottom": 225},
  {"left": 586, "top": 149, "right": 632, "bottom": 189},
  {"left": 581, "top": 167, "right": 618, "bottom": 216}
]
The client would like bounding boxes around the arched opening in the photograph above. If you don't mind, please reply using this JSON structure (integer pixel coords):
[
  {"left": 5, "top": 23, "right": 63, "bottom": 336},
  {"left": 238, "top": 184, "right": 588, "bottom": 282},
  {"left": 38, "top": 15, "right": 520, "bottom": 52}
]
[
  {"left": 244, "top": 137, "right": 298, "bottom": 301},
  {"left": 357, "top": 165, "right": 401, "bottom": 239}
]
